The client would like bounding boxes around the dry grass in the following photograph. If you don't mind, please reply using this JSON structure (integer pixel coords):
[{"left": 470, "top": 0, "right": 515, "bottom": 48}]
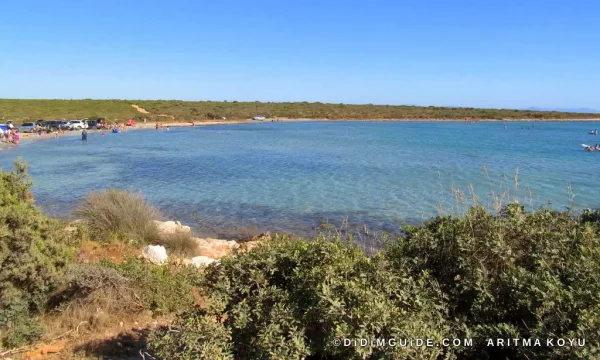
[
  {"left": 74, "top": 189, "right": 160, "bottom": 245},
  {"left": 154, "top": 232, "right": 201, "bottom": 258}
]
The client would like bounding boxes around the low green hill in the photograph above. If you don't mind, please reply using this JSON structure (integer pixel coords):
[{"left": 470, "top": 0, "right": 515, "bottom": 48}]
[{"left": 1, "top": 98, "right": 598, "bottom": 123}]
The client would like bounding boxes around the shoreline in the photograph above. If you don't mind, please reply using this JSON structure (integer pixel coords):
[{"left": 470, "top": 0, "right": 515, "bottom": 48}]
[{"left": 5, "top": 117, "right": 598, "bottom": 146}]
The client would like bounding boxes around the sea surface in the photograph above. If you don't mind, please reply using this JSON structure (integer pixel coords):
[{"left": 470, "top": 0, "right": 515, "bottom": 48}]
[{"left": 0, "top": 121, "right": 599, "bottom": 239}]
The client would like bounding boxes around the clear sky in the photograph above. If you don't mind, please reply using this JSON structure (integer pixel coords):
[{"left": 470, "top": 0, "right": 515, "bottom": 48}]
[{"left": 1, "top": 0, "right": 599, "bottom": 109}]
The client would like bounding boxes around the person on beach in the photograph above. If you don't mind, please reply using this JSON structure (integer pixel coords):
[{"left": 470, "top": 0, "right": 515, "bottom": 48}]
[
  {"left": 13, "top": 130, "right": 20, "bottom": 145},
  {"left": 82, "top": 128, "right": 88, "bottom": 141},
  {"left": 0, "top": 127, "right": 4, "bottom": 142}
]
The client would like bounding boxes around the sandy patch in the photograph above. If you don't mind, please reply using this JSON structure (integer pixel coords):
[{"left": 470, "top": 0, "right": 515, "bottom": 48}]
[{"left": 131, "top": 104, "right": 149, "bottom": 114}]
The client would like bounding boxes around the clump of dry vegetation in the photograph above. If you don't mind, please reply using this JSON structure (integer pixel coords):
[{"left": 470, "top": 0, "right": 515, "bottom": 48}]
[
  {"left": 153, "top": 232, "right": 201, "bottom": 258},
  {"left": 74, "top": 188, "right": 160, "bottom": 245}
]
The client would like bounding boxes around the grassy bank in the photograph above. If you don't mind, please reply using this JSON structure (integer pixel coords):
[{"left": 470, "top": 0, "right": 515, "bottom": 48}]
[
  {"left": 1, "top": 162, "right": 599, "bottom": 359},
  {"left": 2, "top": 99, "right": 600, "bottom": 123}
]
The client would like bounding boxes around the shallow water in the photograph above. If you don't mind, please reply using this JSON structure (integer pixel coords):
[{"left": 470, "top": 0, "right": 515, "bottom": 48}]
[{"left": 1, "top": 121, "right": 599, "bottom": 238}]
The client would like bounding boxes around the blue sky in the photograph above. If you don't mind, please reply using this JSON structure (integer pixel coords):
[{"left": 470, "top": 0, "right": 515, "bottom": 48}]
[{"left": 1, "top": 0, "right": 599, "bottom": 109}]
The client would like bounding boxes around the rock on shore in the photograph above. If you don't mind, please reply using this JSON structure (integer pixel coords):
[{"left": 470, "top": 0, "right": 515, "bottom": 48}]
[{"left": 143, "top": 221, "right": 269, "bottom": 268}]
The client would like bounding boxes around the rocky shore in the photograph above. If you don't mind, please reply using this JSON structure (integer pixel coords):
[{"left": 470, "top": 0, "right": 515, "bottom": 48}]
[{"left": 141, "top": 220, "right": 270, "bottom": 267}]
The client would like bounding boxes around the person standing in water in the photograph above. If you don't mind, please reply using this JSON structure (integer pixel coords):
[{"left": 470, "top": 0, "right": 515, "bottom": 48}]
[{"left": 82, "top": 128, "right": 88, "bottom": 141}]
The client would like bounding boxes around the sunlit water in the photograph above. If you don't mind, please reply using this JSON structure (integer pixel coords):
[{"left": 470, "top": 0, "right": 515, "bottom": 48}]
[{"left": 0, "top": 121, "right": 599, "bottom": 239}]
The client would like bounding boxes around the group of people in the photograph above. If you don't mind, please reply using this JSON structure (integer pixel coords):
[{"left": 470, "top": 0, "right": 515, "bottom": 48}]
[
  {"left": 589, "top": 129, "right": 598, "bottom": 135},
  {"left": 583, "top": 144, "right": 600, "bottom": 152},
  {"left": 155, "top": 123, "right": 170, "bottom": 130},
  {"left": 0, "top": 123, "right": 20, "bottom": 144}
]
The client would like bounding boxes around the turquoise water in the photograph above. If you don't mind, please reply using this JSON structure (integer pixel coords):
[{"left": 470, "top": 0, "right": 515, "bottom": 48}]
[{"left": 0, "top": 121, "right": 599, "bottom": 238}]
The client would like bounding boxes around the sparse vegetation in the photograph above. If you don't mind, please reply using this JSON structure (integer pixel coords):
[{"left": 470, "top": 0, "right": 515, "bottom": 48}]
[
  {"left": 1, "top": 99, "right": 598, "bottom": 123},
  {"left": 74, "top": 188, "right": 160, "bottom": 245}
]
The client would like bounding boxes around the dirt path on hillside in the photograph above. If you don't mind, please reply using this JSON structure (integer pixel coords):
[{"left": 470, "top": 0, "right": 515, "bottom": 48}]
[{"left": 131, "top": 104, "right": 149, "bottom": 114}]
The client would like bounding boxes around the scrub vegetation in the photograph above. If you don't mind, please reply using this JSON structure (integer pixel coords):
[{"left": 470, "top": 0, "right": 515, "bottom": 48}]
[
  {"left": 1, "top": 98, "right": 598, "bottom": 122},
  {"left": 1, "top": 161, "right": 599, "bottom": 359}
]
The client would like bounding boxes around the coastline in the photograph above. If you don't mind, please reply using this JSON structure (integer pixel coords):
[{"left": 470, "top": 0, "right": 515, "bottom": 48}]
[{"left": 6, "top": 117, "right": 598, "bottom": 146}]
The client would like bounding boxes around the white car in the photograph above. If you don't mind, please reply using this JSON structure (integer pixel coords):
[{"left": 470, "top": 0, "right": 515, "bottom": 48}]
[{"left": 65, "top": 120, "right": 88, "bottom": 130}]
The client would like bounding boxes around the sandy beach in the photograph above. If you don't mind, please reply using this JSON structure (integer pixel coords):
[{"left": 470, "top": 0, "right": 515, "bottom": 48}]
[{"left": 4, "top": 116, "right": 598, "bottom": 147}]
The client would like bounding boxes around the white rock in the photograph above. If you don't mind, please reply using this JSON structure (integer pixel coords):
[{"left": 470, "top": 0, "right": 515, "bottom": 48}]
[
  {"left": 190, "top": 256, "right": 218, "bottom": 267},
  {"left": 142, "top": 245, "right": 168, "bottom": 265}
]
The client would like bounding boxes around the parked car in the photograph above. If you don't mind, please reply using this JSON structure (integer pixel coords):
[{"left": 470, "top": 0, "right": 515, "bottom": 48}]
[
  {"left": 18, "top": 122, "right": 36, "bottom": 133},
  {"left": 64, "top": 120, "right": 88, "bottom": 130},
  {"left": 40, "top": 121, "right": 63, "bottom": 131}
]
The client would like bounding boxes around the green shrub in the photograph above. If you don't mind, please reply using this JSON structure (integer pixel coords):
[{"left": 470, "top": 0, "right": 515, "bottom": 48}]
[
  {"left": 101, "top": 258, "right": 201, "bottom": 315},
  {"left": 389, "top": 204, "right": 600, "bottom": 359},
  {"left": 148, "top": 236, "right": 453, "bottom": 360},
  {"left": 74, "top": 188, "right": 160, "bottom": 244},
  {"left": 0, "top": 161, "right": 73, "bottom": 348}
]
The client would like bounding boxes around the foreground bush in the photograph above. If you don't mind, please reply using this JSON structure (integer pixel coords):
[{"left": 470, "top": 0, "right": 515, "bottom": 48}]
[
  {"left": 100, "top": 258, "right": 201, "bottom": 315},
  {"left": 389, "top": 204, "right": 600, "bottom": 359},
  {"left": 0, "top": 162, "right": 73, "bottom": 348},
  {"left": 148, "top": 236, "right": 453, "bottom": 360},
  {"left": 74, "top": 188, "right": 160, "bottom": 244}
]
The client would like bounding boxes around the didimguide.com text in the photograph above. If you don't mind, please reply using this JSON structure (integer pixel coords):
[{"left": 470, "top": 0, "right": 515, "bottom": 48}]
[{"left": 335, "top": 337, "right": 586, "bottom": 348}]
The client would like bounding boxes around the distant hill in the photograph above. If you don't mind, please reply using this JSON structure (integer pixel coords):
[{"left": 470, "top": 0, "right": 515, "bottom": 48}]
[
  {"left": 1, "top": 99, "right": 600, "bottom": 123},
  {"left": 525, "top": 107, "right": 600, "bottom": 114}
]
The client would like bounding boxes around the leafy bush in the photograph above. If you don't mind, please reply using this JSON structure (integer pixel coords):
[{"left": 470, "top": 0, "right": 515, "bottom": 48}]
[
  {"left": 101, "top": 258, "right": 201, "bottom": 315},
  {"left": 148, "top": 236, "right": 453, "bottom": 360},
  {"left": 389, "top": 204, "right": 600, "bottom": 359},
  {"left": 74, "top": 188, "right": 160, "bottom": 244},
  {"left": 0, "top": 161, "right": 73, "bottom": 348}
]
